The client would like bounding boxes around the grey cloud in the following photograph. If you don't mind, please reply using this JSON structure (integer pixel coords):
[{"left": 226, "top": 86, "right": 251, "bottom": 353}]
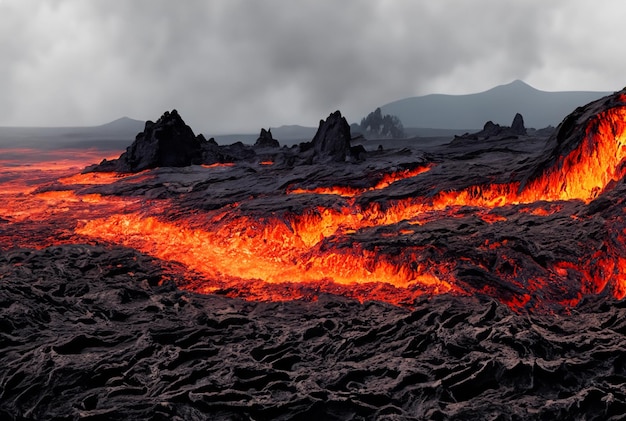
[{"left": 0, "top": 0, "right": 623, "bottom": 134}]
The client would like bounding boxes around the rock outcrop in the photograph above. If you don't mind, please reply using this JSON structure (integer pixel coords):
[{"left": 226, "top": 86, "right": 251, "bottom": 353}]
[
  {"left": 255, "top": 128, "right": 280, "bottom": 148},
  {"left": 454, "top": 113, "right": 528, "bottom": 142},
  {"left": 85, "top": 109, "right": 365, "bottom": 172},
  {"left": 85, "top": 110, "right": 262, "bottom": 173},
  {"left": 118, "top": 110, "right": 206, "bottom": 172},
  {"left": 511, "top": 113, "right": 527, "bottom": 135},
  {"left": 86, "top": 110, "right": 207, "bottom": 172},
  {"left": 523, "top": 90, "right": 624, "bottom": 187},
  {"left": 311, "top": 111, "right": 352, "bottom": 162}
]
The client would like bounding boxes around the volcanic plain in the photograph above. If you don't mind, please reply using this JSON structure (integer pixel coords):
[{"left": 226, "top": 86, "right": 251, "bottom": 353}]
[{"left": 2, "top": 92, "right": 626, "bottom": 419}]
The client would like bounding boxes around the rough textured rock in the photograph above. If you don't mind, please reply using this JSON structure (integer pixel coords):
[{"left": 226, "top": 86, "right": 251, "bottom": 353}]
[
  {"left": 255, "top": 128, "right": 280, "bottom": 148},
  {"left": 1, "top": 245, "right": 626, "bottom": 420},
  {"left": 349, "top": 144, "right": 367, "bottom": 161},
  {"left": 454, "top": 113, "right": 528, "bottom": 141},
  {"left": 524, "top": 91, "right": 623, "bottom": 184},
  {"left": 311, "top": 110, "right": 352, "bottom": 162},
  {"left": 511, "top": 112, "right": 527, "bottom": 135},
  {"left": 85, "top": 110, "right": 363, "bottom": 172},
  {"left": 201, "top": 141, "right": 257, "bottom": 166},
  {"left": 118, "top": 110, "right": 206, "bottom": 172},
  {"left": 87, "top": 110, "right": 207, "bottom": 173},
  {"left": 482, "top": 120, "right": 502, "bottom": 137}
]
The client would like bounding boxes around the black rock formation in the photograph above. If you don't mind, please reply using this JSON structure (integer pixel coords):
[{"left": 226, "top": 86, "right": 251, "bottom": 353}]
[
  {"left": 255, "top": 128, "right": 280, "bottom": 148},
  {"left": 87, "top": 110, "right": 207, "bottom": 172},
  {"left": 85, "top": 110, "right": 264, "bottom": 172},
  {"left": 349, "top": 144, "right": 367, "bottom": 161},
  {"left": 511, "top": 112, "right": 527, "bottom": 135},
  {"left": 482, "top": 121, "right": 502, "bottom": 137},
  {"left": 311, "top": 110, "right": 352, "bottom": 162},
  {"left": 454, "top": 113, "right": 528, "bottom": 141},
  {"left": 84, "top": 109, "right": 367, "bottom": 172},
  {"left": 118, "top": 110, "right": 206, "bottom": 172}
]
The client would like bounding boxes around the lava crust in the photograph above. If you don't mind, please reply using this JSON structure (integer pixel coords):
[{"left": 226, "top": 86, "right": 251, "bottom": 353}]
[{"left": 1, "top": 245, "right": 626, "bottom": 420}]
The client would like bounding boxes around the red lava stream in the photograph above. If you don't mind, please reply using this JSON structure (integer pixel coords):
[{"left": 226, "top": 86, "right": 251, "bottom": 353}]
[{"left": 3, "top": 103, "right": 626, "bottom": 310}]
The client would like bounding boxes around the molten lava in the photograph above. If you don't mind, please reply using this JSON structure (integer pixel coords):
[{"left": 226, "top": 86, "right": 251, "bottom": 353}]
[
  {"left": 4, "top": 95, "right": 626, "bottom": 310},
  {"left": 288, "top": 165, "right": 433, "bottom": 197}
]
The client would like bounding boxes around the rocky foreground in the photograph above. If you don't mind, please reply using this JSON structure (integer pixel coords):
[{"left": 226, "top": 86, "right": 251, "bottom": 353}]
[{"left": 2, "top": 244, "right": 626, "bottom": 420}]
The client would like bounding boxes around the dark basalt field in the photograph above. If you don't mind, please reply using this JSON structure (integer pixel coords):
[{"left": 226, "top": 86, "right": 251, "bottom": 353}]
[
  {"left": 2, "top": 245, "right": 626, "bottom": 420},
  {"left": 3, "top": 92, "right": 626, "bottom": 420}
]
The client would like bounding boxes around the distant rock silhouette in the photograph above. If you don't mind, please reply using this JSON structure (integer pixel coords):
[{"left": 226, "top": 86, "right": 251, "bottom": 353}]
[
  {"left": 311, "top": 111, "right": 352, "bottom": 162},
  {"left": 254, "top": 128, "right": 280, "bottom": 148},
  {"left": 85, "top": 109, "right": 365, "bottom": 172},
  {"left": 87, "top": 110, "right": 207, "bottom": 172},
  {"left": 511, "top": 113, "right": 527, "bottom": 135},
  {"left": 481, "top": 121, "right": 502, "bottom": 138},
  {"left": 120, "top": 110, "right": 207, "bottom": 171},
  {"left": 454, "top": 113, "right": 528, "bottom": 141},
  {"left": 380, "top": 80, "right": 610, "bottom": 130},
  {"left": 85, "top": 110, "right": 262, "bottom": 172}
]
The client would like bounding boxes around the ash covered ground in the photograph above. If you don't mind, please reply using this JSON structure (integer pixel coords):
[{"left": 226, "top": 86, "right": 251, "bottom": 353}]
[{"left": 3, "top": 93, "right": 626, "bottom": 419}]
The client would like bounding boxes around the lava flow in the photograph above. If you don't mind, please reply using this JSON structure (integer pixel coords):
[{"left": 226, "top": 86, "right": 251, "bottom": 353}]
[
  {"left": 4, "top": 92, "right": 626, "bottom": 310},
  {"left": 287, "top": 165, "right": 433, "bottom": 197}
]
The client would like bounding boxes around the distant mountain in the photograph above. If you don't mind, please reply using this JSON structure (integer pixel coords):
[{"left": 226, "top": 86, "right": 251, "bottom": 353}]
[
  {"left": 0, "top": 117, "right": 145, "bottom": 150},
  {"left": 271, "top": 125, "right": 318, "bottom": 141},
  {"left": 381, "top": 80, "right": 613, "bottom": 130},
  {"left": 91, "top": 117, "right": 145, "bottom": 134}
]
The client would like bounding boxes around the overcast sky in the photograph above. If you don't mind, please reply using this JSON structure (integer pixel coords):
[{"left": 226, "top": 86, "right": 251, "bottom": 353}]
[{"left": 1, "top": 0, "right": 625, "bottom": 134}]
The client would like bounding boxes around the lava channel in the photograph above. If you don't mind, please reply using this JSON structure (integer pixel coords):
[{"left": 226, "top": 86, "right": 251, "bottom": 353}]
[{"left": 4, "top": 93, "right": 626, "bottom": 310}]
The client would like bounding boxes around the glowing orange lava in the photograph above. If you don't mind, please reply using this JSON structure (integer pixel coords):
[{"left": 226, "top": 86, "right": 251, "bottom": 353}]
[
  {"left": 201, "top": 163, "right": 236, "bottom": 169},
  {"left": 288, "top": 165, "right": 432, "bottom": 197},
  {"left": 4, "top": 99, "right": 626, "bottom": 311}
]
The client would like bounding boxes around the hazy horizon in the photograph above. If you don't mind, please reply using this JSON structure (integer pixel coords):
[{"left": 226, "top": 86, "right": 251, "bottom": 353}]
[{"left": 0, "top": 80, "right": 612, "bottom": 133}]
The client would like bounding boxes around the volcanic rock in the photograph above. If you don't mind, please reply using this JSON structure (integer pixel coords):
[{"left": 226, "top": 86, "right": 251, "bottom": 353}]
[
  {"left": 86, "top": 110, "right": 207, "bottom": 172},
  {"left": 311, "top": 110, "right": 352, "bottom": 162},
  {"left": 8, "top": 86, "right": 626, "bottom": 420},
  {"left": 200, "top": 134, "right": 218, "bottom": 146},
  {"left": 255, "top": 128, "right": 280, "bottom": 148},
  {"left": 522, "top": 90, "right": 626, "bottom": 191},
  {"left": 119, "top": 109, "right": 206, "bottom": 172},
  {"left": 482, "top": 120, "right": 502, "bottom": 137},
  {"left": 2, "top": 245, "right": 626, "bottom": 419},
  {"left": 454, "top": 113, "right": 528, "bottom": 142},
  {"left": 511, "top": 112, "right": 527, "bottom": 135},
  {"left": 349, "top": 144, "right": 367, "bottom": 161},
  {"left": 84, "top": 111, "right": 264, "bottom": 172}
]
